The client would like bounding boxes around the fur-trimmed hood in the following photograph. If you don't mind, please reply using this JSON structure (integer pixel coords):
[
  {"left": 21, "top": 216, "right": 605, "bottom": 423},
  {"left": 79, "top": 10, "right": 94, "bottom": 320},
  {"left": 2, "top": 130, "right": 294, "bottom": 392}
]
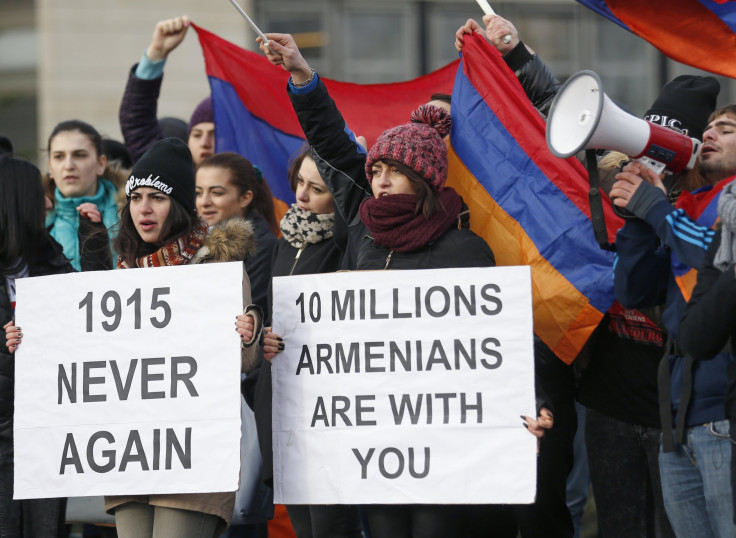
[{"left": 191, "top": 217, "right": 258, "bottom": 264}]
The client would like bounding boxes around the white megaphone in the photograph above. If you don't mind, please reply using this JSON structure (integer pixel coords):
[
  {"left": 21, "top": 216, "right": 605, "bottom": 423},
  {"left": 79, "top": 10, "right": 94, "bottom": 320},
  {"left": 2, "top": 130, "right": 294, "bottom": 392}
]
[{"left": 547, "top": 70, "right": 701, "bottom": 175}]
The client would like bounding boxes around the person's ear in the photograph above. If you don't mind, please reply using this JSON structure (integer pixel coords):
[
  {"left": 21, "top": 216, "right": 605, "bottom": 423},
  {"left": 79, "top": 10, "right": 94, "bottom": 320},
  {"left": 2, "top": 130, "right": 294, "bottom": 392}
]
[
  {"left": 239, "top": 190, "right": 254, "bottom": 210},
  {"left": 97, "top": 154, "right": 107, "bottom": 176}
]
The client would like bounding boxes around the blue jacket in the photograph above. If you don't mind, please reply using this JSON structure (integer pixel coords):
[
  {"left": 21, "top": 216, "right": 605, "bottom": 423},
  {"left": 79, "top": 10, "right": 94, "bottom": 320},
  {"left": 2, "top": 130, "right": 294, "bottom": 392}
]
[{"left": 614, "top": 180, "right": 730, "bottom": 428}]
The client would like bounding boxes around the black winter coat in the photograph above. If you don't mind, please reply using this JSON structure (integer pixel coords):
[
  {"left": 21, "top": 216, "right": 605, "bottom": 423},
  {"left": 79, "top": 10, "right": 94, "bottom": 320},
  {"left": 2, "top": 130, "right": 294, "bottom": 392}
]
[
  {"left": 356, "top": 224, "right": 494, "bottom": 270},
  {"left": 119, "top": 64, "right": 166, "bottom": 164},
  {"left": 289, "top": 80, "right": 372, "bottom": 271},
  {"left": 288, "top": 77, "right": 495, "bottom": 271},
  {"left": 246, "top": 212, "right": 277, "bottom": 322},
  {"left": 680, "top": 229, "right": 736, "bottom": 421},
  {"left": 248, "top": 78, "right": 373, "bottom": 485},
  {"left": 502, "top": 41, "right": 560, "bottom": 117},
  {"left": 0, "top": 236, "right": 74, "bottom": 440},
  {"left": 247, "top": 235, "right": 344, "bottom": 487}
]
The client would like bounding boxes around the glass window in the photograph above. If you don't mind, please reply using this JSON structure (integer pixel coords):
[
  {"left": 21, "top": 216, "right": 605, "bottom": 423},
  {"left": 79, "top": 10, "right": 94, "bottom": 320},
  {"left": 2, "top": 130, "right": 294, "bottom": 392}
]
[
  {"left": 254, "top": 0, "right": 736, "bottom": 113},
  {"left": 592, "top": 16, "right": 652, "bottom": 115},
  {"left": 0, "top": 95, "right": 37, "bottom": 163},
  {"left": 0, "top": 25, "right": 37, "bottom": 162},
  {"left": 0, "top": 29, "right": 36, "bottom": 70},
  {"left": 426, "top": 4, "right": 475, "bottom": 71},
  {"left": 268, "top": 13, "right": 326, "bottom": 71},
  {"left": 513, "top": 5, "right": 577, "bottom": 82},
  {"left": 342, "top": 8, "right": 416, "bottom": 83}
]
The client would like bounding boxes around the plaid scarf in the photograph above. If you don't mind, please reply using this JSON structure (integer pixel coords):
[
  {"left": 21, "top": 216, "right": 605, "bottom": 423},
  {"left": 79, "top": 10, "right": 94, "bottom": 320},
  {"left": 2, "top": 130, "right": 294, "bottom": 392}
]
[{"left": 117, "top": 220, "right": 209, "bottom": 268}]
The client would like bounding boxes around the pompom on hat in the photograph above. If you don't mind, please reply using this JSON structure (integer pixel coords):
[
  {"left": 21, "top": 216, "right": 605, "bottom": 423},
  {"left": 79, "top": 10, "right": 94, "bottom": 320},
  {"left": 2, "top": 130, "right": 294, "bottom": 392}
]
[
  {"left": 125, "top": 138, "right": 196, "bottom": 212},
  {"left": 365, "top": 104, "right": 452, "bottom": 190},
  {"left": 644, "top": 75, "right": 720, "bottom": 140}
]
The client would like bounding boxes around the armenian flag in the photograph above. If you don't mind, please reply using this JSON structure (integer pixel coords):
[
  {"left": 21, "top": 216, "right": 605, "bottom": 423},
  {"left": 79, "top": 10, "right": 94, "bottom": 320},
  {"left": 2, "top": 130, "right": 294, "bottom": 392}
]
[
  {"left": 671, "top": 177, "right": 730, "bottom": 301},
  {"left": 193, "top": 24, "right": 457, "bottom": 209},
  {"left": 195, "top": 25, "right": 622, "bottom": 363},
  {"left": 448, "top": 34, "right": 622, "bottom": 364},
  {"left": 576, "top": 0, "right": 736, "bottom": 78}
]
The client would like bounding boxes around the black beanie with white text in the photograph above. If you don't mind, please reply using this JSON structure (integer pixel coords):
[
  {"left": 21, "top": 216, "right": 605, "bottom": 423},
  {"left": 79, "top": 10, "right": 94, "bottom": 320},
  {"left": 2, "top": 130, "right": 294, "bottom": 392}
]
[{"left": 125, "top": 138, "right": 196, "bottom": 212}]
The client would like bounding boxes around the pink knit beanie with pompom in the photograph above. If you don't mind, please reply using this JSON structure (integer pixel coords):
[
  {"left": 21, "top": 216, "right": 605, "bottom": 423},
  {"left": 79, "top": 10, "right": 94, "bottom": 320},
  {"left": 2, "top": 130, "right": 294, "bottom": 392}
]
[{"left": 365, "top": 103, "right": 452, "bottom": 190}]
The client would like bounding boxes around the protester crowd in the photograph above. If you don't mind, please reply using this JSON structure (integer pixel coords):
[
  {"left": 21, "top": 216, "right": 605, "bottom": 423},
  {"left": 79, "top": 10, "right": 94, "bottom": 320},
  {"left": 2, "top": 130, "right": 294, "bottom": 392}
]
[{"left": 1, "top": 9, "right": 735, "bottom": 538}]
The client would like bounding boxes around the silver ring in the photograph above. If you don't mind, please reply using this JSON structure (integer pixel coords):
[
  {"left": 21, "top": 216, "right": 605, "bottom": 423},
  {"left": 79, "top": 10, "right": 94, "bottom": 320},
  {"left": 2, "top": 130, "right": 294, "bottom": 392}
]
[{"left": 502, "top": 34, "right": 512, "bottom": 44}]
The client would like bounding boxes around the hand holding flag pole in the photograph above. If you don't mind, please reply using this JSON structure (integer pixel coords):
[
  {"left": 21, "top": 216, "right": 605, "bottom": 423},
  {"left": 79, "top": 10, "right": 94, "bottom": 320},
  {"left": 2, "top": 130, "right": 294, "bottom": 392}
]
[
  {"left": 475, "top": 0, "right": 512, "bottom": 44},
  {"left": 228, "top": 0, "right": 278, "bottom": 55}
]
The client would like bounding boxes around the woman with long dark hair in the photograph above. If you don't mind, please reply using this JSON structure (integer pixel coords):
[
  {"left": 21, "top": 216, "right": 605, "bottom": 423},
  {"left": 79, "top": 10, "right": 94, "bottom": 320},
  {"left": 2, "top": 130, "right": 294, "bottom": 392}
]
[
  {"left": 1, "top": 152, "right": 74, "bottom": 537},
  {"left": 258, "top": 33, "right": 554, "bottom": 538},
  {"left": 8, "top": 138, "right": 264, "bottom": 537},
  {"left": 108, "top": 138, "right": 263, "bottom": 537},
  {"left": 196, "top": 152, "right": 278, "bottom": 320},
  {"left": 244, "top": 144, "right": 364, "bottom": 538}
]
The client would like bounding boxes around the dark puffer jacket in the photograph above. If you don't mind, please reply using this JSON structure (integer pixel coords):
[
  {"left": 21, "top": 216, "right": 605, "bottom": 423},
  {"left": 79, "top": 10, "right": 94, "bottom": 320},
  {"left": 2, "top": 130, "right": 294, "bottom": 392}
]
[
  {"left": 247, "top": 235, "right": 345, "bottom": 486},
  {"left": 246, "top": 212, "right": 277, "bottom": 322},
  {"left": 502, "top": 41, "right": 560, "bottom": 117},
  {"left": 679, "top": 228, "right": 736, "bottom": 422},
  {"left": 119, "top": 64, "right": 166, "bottom": 164},
  {"left": 356, "top": 222, "right": 494, "bottom": 270},
  {"left": 0, "top": 235, "right": 75, "bottom": 441}
]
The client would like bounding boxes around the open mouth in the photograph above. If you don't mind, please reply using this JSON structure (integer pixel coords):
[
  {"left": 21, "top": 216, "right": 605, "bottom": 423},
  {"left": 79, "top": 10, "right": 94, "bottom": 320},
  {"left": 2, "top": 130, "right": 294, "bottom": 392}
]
[
  {"left": 139, "top": 220, "right": 156, "bottom": 231},
  {"left": 701, "top": 145, "right": 718, "bottom": 158}
]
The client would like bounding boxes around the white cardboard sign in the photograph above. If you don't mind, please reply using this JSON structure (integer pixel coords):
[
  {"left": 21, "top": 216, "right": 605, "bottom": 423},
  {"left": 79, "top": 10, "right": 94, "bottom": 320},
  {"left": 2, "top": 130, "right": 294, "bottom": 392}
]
[
  {"left": 13, "top": 262, "right": 244, "bottom": 499},
  {"left": 271, "top": 266, "right": 536, "bottom": 505}
]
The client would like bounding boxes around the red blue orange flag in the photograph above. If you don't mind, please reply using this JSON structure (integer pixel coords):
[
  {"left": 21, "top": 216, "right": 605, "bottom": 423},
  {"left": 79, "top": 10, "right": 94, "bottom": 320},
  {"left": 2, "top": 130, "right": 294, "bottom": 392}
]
[
  {"left": 448, "top": 34, "right": 623, "bottom": 364},
  {"left": 195, "top": 25, "right": 622, "bottom": 364},
  {"left": 193, "top": 24, "right": 457, "bottom": 210},
  {"left": 577, "top": 0, "right": 736, "bottom": 78}
]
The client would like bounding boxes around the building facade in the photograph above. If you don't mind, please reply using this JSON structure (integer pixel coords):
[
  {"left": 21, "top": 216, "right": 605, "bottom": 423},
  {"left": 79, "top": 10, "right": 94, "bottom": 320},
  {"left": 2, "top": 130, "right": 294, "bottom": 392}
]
[{"left": 0, "top": 0, "right": 733, "bottom": 163}]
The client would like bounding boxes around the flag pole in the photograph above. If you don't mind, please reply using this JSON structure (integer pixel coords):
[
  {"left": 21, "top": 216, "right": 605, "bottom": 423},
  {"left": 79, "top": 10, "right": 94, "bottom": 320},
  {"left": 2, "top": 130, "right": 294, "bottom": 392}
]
[
  {"left": 228, "top": 0, "right": 273, "bottom": 53},
  {"left": 475, "top": 0, "right": 512, "bottom": 44}
]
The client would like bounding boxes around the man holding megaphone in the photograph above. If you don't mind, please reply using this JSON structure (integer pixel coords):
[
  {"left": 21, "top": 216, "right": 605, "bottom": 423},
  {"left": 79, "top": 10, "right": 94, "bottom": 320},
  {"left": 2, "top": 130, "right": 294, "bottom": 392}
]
[
  {"left": 614, "top": 102, "right": 736, "bottom": 537},
  {"left": 457, "top": 12, "right": 726, "bottom": 538}
]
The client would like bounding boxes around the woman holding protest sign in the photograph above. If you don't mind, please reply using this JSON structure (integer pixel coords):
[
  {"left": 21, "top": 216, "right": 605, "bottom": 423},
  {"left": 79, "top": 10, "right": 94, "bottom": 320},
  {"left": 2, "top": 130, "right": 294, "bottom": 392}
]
[
  {"left": 1, "top": 151, "right": 74, "bottom": 537},
  {"left": 109, "top": 137, "right": 264, "bottom": 537},
  {"left": 259, "top": 33, "right": 554, "bottom": 538},
  {"left": 9, "top": 138, "right": 264, "bottom": 538},
  {"left": 243, "top": 144, "right": 365, "bottom": 538}
]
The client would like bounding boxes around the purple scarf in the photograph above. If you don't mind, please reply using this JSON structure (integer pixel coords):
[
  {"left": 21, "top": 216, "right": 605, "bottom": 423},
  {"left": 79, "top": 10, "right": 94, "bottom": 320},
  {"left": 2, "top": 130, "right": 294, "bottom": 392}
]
[{"left": 359, "top": 187, "right": 463, "bottom": 252}]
